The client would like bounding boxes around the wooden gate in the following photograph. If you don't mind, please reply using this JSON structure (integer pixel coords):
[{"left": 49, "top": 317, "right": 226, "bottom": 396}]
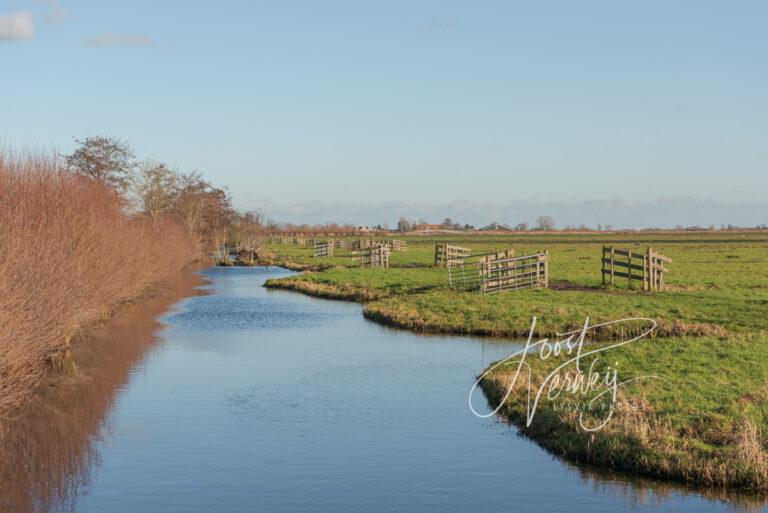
[
  {"left": 361, "top": 245, "right": 390, "bottom": 268},
  {"left": 389, "top": 240, "right": 408, "bottom": 252},
  {"left": 447, "top": 250, "right": 547, "bottom": 293},
  {"left": 435, "top": 244, "right": 471, "bottom": 267},
  {"left": 601, "top": 246, "right": 671, "bottom": 291},
  {"left": 480, "top": 252, "right": 549, "bottom": 293},
  {"left": 315, "top": 240, "right": 334, "bottom": 257}
]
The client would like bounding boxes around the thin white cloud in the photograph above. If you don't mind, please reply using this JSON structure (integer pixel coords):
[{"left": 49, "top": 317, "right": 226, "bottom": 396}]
[
  {"left": 83, "top": 32, "right": 152, "bottom": 47},
  {"left": 0, "top": 11, "right": 34, "bottom": 41}
]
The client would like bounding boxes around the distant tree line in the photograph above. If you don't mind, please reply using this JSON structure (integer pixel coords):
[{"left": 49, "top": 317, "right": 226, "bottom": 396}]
[{"left": 392, "top": 214, "right": 766, "bottom": 233}]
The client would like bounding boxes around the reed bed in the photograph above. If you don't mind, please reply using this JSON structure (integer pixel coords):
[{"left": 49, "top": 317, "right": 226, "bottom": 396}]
[{"left": 0, "top": 151, "right": 199, "bottom": 416}]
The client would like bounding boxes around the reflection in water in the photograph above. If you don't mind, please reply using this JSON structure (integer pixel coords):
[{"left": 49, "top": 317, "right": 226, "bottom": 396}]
[
  {"left": 564, "top": 457, "right": 766, "bottom": 513},
  {"left": 0, "top": 266, "right": 764, "bottom": 513},
  {"left": 0, "top": 271, "right": 205, "bottom": 513}
]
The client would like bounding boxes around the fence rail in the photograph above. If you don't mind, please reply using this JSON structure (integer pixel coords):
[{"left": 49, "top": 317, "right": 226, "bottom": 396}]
[{"left": 601, "top": 246, "right": 671, "bottom": 291}]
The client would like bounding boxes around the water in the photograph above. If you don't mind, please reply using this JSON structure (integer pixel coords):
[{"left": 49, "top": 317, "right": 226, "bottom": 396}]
[{"left": 2, "top": 267, "right": 761, "bottom": 512}]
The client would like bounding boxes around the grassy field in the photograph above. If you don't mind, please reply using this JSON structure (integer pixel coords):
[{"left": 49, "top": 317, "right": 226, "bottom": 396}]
[
  {"left": 264, "top": 232, "right": 768, "bottom": 338},
  {"left": 263, "top": 230, "right": 768, "bottom": 492}
]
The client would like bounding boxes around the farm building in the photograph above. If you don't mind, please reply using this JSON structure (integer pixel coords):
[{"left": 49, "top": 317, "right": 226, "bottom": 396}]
[{"left": 479, "top": 222, "right": 514, "bottom": 232}]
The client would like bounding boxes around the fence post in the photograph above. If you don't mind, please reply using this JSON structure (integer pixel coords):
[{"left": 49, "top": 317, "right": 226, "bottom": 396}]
[
  {"left": 610, "top": 246, "right": 615, "bottom": 285},
  {"left": 627, "top": 250, "right": 633, "bottom": 289},
  {"left": 602, "top": 246, "right": 606, "bottom": 285},
  {"left": 544, "top": 251, "right": 549, "bottom": 288},
  {"left": 647, "top": 247, "right": 654, "bottom": 291},
  {"left": 642, "top": 250, "right": 648, "bottom": 291}
]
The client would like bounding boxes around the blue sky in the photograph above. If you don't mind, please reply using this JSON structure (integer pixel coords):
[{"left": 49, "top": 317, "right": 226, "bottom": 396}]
[{"left": 1, "top": 1, "right": 766, "bottom": 227}]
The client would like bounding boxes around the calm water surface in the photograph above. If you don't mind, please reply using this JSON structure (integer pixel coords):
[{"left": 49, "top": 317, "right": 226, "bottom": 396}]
[{"left": 5, "top": 267, "right": 761, "bottom": 512}]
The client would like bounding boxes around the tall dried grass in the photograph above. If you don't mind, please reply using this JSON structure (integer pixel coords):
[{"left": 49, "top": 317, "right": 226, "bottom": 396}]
[{"left": 0, "top": 151, "right": 199, "bottom": 416}]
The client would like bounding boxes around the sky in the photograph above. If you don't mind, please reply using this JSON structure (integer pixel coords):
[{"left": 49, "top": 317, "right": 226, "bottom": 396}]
[{"left": 1, "top": 1, "right": 766, "bottom": 228}]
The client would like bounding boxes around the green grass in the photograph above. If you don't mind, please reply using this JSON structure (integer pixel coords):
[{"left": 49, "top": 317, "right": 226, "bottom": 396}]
[
  {"left": 480, "top": 333, "right": 768, "bottom": 491},
  {"left": 263, "top": 230, "right": 768, "bottom": 491},
  {"left": 265, "top": 232, "right": 768, "bottom": 337}
]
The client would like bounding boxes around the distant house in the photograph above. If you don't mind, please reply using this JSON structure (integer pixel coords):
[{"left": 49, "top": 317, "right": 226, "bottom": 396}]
[
  {"left": 479, "top": 222, "right": 513, "bottom": 232},
  {"left": 357, "top": 226, "right": 370, "bottom": 234}
]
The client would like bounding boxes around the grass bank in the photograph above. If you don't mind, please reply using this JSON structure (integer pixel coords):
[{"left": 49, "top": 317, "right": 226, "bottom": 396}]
[
  {"left": 0, "top": 152, "right": 200, "bottom": 417},
  {"left": 263, "top": 230, "right": 768, "bottom": 491},
  {"left": 479, "top": 333, "right": 768, "bottom": 492}
]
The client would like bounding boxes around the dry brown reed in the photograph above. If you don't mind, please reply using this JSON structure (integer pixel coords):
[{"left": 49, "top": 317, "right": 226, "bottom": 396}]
[{"left": 0, "top": 151, "right": 199, "bottom": 416}]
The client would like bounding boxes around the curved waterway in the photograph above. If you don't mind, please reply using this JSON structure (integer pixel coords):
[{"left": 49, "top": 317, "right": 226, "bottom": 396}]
[{"left": 2, "top": 266, "right": 761, "bottom": 512}]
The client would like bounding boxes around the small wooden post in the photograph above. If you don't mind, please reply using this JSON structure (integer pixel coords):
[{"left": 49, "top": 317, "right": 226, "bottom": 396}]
[
  {"left": 659, "top": 262, "right": 665, "bottom": 290},
  {"left": 610, "top": 247, "right": 615, "bottom": 285},
  {"left": 647, "top": 247, "right": 654, "bottom": 291},
  {"left": 544, "top": 251, "right": 549, "bottom": 288},
  {"left": 642, "top": 251, "right": 647, "bottom": 291},
  {"left": 627, "top": 250, "right": 633, "bottom": 289},
  {"left": 602, "top": 246, "right": 606, "bottom": 285}
]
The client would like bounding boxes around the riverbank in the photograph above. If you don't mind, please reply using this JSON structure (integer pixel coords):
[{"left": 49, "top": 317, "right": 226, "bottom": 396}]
[
  {"left": 479, "top": 332, "right": 768, "bottom": 492},
  {"left": 262, "top": 231, "right": 768, "bottom": 492}
]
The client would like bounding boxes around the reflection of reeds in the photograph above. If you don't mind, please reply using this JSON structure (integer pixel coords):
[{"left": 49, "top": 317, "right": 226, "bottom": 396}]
[
  {"left": 0, "top": 271, "right": 206, "bottom": 513},
  {"left": 0, "top": 151, "right": 200, "bottom": 416}
]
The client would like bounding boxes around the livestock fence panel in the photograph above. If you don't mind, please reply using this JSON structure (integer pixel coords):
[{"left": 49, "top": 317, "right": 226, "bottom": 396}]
[
  {"left": 361, "top": 245, "right": 390, "bottom": 268},
  {"left": 480, "top": 252, "right": 549, "bottom": 294},
  {"left": 350, "top": 238, "right": 375, "bottom": 251},
  {"left": 315, "top": 240, "right": 335, "bottom": 257},
  {"left": 601, "top": 246, "right": 671, "bottom": 291},
  {"left": 435, "top": 244, "right": 471, "bottom": 267},
  {"left": 445, "top": 247, "right": 550, "bottom": 293},
  {"left": 389, "top": 240, "right": 408, "bottom": 252}
]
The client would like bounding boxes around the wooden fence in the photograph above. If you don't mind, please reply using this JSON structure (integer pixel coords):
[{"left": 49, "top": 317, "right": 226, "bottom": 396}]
[
  {"left": 315, "top": 240, "right": 334, "bottom": 258},
  {"left": 389, "top": 240, "right": 408, "bottom": 252},
  {"left": 601, "top": 246, "right": 671, "bottom": 291},
  {"left": 480, "top": 252, "right": 549, "bottom": 293},
  {"left": 448, "top": 249, "right": 547, "bottom": 293},
  {"left": 447, "top": 248, "right": 518, "bottom": 287},
  {"left": 350, "top": 239, "right": 374, "bottom": 251},
  {"left": 361, "top": 245, "right": 390, "bottom": 268},
  {"left": 435, "top": 244, "right": 471, "bottom": 267}
]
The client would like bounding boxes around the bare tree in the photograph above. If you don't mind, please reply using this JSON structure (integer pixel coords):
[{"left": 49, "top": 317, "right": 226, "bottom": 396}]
[
  {"left": 64, "top": 136, "right": 135, "bottom": 192},
  {"left": 229, "top": 209, "right": 264, "bottom": 249},
  {"left": 397, "top": 217, "right": 412, "bottom": 232},
  {"left": 131, "top": 161, "right": 179, "bottom": 222},
  {"left": 174, "top": 172, "right": 211, "bottom": 233},
  {"left": 535, "top": 216, "right": 555, "bottom": 231}
]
